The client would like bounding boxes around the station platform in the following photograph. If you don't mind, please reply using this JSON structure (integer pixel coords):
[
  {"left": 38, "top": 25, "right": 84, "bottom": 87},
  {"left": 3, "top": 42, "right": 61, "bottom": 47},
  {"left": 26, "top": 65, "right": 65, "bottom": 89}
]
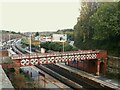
[{"left": 56, "top": 63, "right": 120, "bottom": 90}]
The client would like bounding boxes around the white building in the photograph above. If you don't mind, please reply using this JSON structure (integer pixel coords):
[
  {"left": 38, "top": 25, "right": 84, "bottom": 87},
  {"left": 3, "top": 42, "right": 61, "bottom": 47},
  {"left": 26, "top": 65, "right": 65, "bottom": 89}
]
[
  {"left": 52, "top": 34, "right": 67, "bottom": 42},
  {"left": 40, "top": 36, "right": 52, "bottom": 42},
  {"left": 35, "top": 36, "right": 40, "bottom": 41}
]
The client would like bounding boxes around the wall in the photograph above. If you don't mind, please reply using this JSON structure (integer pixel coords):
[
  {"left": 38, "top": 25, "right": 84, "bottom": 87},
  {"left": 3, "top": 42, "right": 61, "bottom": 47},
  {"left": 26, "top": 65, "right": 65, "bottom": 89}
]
[
  {"left": 106, "top": 56, "right": 120, "bottom": 79},
  {"left": 68, "top": 60, "right": 97, "bottom": 74}
]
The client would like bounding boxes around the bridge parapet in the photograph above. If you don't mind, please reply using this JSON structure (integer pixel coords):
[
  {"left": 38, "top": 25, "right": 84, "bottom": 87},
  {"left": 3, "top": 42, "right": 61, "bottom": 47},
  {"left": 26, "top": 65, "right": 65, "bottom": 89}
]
[{"left": 11, "top": 50, "right": 100, "bottom": 60}]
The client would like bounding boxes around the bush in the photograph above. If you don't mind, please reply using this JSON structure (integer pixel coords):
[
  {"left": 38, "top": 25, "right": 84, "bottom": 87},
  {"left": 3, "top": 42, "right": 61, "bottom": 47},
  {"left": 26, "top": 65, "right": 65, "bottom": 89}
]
[{"left": 40, "top": 42, "right": 78, "bottom": 52}]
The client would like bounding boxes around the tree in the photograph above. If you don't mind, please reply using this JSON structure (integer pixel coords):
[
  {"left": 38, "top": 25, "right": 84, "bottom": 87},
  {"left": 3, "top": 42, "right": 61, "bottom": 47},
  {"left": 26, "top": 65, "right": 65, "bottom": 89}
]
[
  {"left": 35, "top": 32, "right": 39, "bottom": 37},
  {"left": 74, "top": 2, "right": 101, "bottom": 49},
  {"left": 74, "top": 1, "right": 120, "bottom": 56},
  {"left": 90, "top": 2, "right": 120, "bottom": 40}
]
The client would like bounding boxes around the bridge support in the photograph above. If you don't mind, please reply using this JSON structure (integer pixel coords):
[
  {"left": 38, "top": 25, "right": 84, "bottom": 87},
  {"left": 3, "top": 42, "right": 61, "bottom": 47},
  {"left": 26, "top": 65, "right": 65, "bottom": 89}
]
[
  {"left": 96, "top": 59, "right": 107, "bottom": 76},
  {"left": 96, "top": 60, "right": 100, "bottom": 75}
]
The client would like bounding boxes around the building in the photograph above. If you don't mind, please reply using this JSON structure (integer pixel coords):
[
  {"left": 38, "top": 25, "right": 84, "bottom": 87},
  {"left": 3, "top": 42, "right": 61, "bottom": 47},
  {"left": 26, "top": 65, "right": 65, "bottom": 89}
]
[
  {"left": 52, "top": 34, "right": 67, "bottom": 42},
  {"left": 35, "top": 36, "right": 40, "bottom": 41},
  {"left": 40, "top": 36, "right": 52, "bottom": 42},
  {"left": 27, "top": 37, "right": 40, "bottom": 46}
]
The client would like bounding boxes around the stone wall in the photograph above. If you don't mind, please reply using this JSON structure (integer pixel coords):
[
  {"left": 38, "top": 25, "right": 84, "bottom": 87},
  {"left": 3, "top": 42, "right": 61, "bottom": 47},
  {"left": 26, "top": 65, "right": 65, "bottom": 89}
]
[{"left": 106, "top": 56, "right": 120, "bottom": 79}]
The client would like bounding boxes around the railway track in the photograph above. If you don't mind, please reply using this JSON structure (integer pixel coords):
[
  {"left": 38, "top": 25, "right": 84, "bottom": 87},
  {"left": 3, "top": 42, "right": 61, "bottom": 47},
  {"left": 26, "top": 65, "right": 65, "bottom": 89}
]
[
  {"left": 15, "top": 43, "right": 27, "bottom": 54},
  {"left": 36, "top": 65, "right": 84, "bottom": 90},
  {"left": 40, "top": 64, "right": 116, "bottom": 90},
  {"left": 11, "top": 40, "right": 28, "bottom": 54},
  {"left": 42, "top": 64, "right": 98, "bottom": 90},
  {"left": 11, "top": 43, "right": 23, "bottom": 54}
]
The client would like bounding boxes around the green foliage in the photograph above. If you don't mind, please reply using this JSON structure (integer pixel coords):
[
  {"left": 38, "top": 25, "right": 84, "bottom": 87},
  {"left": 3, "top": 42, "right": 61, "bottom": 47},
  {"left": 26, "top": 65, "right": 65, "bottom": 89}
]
[
  {"left": 74, "top": 2, "right": 101, "bottom": 47},
  {"left": 67, "top": 33, "right": 74, "bottom": 41},
  {"left": 18, "top": 32, "right": 21, "bottom": 34},
  {"left": 40, "top": 42, "right": 78, "bottom": 52},
  {"left": 11, "top": 31, "right": 16, "bottom": 34},
  {"left": 35, "top": 32, "right": 39, "bottom": 37},
  {"left": 90, "top": 2, "right": 120, "bottom": 40},
  {"left": 74, "top": 2, "right": 120, "bottom": 56}
]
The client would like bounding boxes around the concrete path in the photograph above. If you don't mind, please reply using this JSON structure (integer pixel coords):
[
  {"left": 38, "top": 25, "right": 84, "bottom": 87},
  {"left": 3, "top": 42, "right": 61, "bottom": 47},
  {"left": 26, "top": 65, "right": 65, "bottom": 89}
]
[{"left": 0, "top": 65, "right": 14, "bottom": 90}]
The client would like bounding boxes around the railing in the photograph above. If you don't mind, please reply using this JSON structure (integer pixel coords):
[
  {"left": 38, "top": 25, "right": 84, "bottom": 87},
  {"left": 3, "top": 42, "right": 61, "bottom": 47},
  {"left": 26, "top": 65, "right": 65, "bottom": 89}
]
[
  {"left": 10, "top": 50, "right": 103, "bottom": 67},
  {"left": 11, "top": 50, "right": 100, "bottom": 60}
]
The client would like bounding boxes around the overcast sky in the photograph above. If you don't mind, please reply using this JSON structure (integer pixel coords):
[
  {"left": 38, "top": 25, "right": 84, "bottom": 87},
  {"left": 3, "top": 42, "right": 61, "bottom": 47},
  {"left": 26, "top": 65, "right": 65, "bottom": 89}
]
[{"left": 0, "top": 0, "right": 80, "bottom": 32}]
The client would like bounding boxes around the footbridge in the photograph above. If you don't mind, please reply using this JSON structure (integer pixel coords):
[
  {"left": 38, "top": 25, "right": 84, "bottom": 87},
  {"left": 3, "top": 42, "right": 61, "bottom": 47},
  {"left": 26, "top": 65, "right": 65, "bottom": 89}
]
[{"left": 1, "top": 50, "right": 107, "bottom": 75}]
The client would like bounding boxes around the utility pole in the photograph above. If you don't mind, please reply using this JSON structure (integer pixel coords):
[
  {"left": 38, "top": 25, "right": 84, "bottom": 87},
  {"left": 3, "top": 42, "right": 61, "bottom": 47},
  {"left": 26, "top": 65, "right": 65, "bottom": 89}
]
[
  {"left": 63, "top": 41, "right": 64, "bottom": 52},
  {"left": 62, "top": 34, "right": 66, "bottom": 52},
  {"left": 30, "top": 33, "right": 32, "bottom": 54},
  {"left": 9, "top": 34, "right": 11, "bottom": 49}
]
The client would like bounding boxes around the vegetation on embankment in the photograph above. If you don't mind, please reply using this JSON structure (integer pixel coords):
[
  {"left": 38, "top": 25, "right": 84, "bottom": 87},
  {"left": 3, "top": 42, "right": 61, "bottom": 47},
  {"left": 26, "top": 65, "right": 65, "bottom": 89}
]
[
  {"left": 21, "top": 37, "right": 41, "bottom": 51},
  {"left": 74, "top": 2, "right": 120, "bottom": 57},
  {"left": 3, "top": 68, "right": 35, "bottom": 88}
]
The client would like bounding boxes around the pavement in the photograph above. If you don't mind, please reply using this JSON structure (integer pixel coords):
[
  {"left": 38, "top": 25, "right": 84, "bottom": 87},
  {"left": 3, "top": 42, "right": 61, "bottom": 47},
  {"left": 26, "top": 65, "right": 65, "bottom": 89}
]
[
  {"left": 97, "top": 76, "right": 120, "bottom": 88},
  {"left": 0, "top": 65, "right": 14, "bottom": 90}
]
